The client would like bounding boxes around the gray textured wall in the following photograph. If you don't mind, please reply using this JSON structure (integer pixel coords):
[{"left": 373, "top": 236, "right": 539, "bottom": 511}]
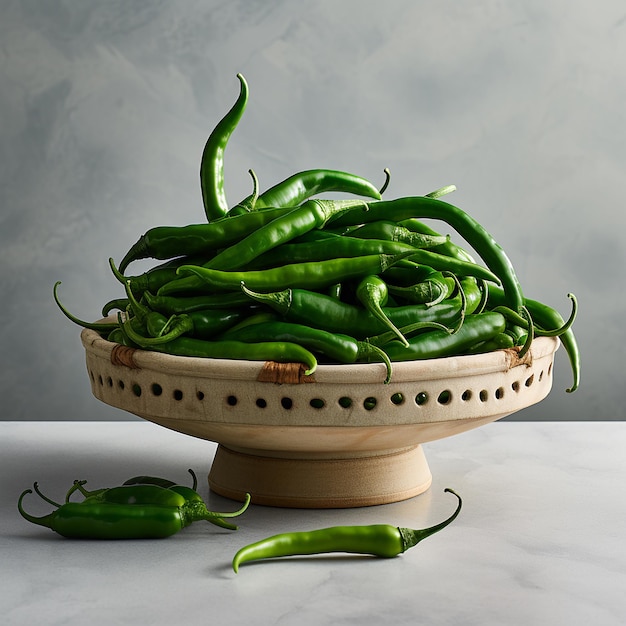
[{"left": 1, "top": 1, "right": 622, "bottom": 421}]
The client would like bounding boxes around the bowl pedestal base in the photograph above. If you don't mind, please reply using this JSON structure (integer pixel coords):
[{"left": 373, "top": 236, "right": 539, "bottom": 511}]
[{"left": 207, "top": 444, "right": 432, "bottom": 508}]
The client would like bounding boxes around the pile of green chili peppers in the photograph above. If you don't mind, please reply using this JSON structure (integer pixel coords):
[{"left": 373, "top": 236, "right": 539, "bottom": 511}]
[
  {"left": 54, "top": 73, "right": 580, "bottom": 391},
  {"left": 18, "top": 469, "right": 251, "bottom": 539}
]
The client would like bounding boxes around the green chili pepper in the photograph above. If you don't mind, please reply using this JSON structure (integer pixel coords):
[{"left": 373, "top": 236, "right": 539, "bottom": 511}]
[
  {"left": 101, "top": 297, "right": 130, "bottom": 318},
  {"left": 123, "top": 468, "right": 198, "bottom": 491},
  {"left": 117, "top": 206, "right": 289, "bottom": 274},
  {"left": 464, "top": 332, "right": 516, "bottom": 354},
  {"left": 331, "top": 196, "right": 524, "bottom": 312},
  {"left": 232, "top": 168, "right": 383, "bottom": 213},
  {"left": 380, "top": 312, "right": 507, "bottom": 361},
  {"left": 18, "top": 482, "right": 251, "bottom": 539},
  {"left": 486, "top": 285, "right": 580, "bottom": 392},
  {"left": 120, "top": 315, "right": 318, "bottom": 375},
  {"left": 341, "top": 220, "right": 449, "bottom": 248},
  {"left": 387, "top": 270, "right": 455, "bottom": 307},
  {"left": 356, "top": 275, "right": 408, "bottom": 346},
  {"left": 200, "top": 73, "right": 248, "bottom": 221},
  {"left": 143, "top": 291, "right": 253, "bottom": 316},
  {"left": 222, "top": 319, "right": 394, "bottom": 383},
  {"left": 53, "top": 281, "right": 118, "bottom": 333},
  {"left": 232, "top": 488, "right": 461, "bottom": 572},
  {"left": 244, "top": 232, "right": 434, "bottom": 271},
  {"left": 205, "top": 199, "right": 370, "bottom": 271},
  {"left": 132, "top": 308, "right": 249, "bottom": 345},
  {"left": 242, "top": 277, "right": 482, "bottom": 339},
  {"left": 164, "top": 251, "right": 414, "bottom": 295}
]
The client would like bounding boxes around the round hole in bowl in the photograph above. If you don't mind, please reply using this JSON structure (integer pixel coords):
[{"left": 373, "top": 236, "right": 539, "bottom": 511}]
[
  {"left": 390, "top": 392, "right": 404, "bottom": 406},
  {"left": 98, "top": 375, "right": 104, "bottom": 386},
  {"left": 132, "top": 384, "right": 142, "bottom": 397},
  {"left": 256, "top": 398, "right": 267, "bottom": 409},
  {"left": 196, "top": 390, "right": 205, "bottom": 401},
  {"left": 437, "top": 390, "right": 452, "bottom": 405},
  {"left": 107, "top": 376, "right": 113, "bottom": 387},
  {"left": 338, "top": 397, "right": 352, "bottom": 408},
  {"left": 151, "top": 383, "right": 162, "bottom": 396},
  {"left": 479, "top": 389, "right": 489, "bottom": 402},
  {"left": 310, "top": 398, "right": 325, "bottom": 409},
  {"left": 525, "top": 374, "right": 534, "bottom": 387},
  {"left": 226, "top": 395, "right": 237, "bottom": 406},
  {"left": 173, "top": 389, "right": 183, "bottom": 401},
  {"left": 281, "top": 397, "right": 293, "bottom": 410},
  {"left": 415, "top": 392, "right": 428, "bottom": 406},
  {"left": 512, "top": 381, "right": 520, "bottom": 392},
  {"left": 118, "top": 379, "right": 125, "bottom": 391},
  {"left": 461, "top": 390, "right": 472, "bottom": 402},
  {"left": 363, "top": 397, "right": 377, "bottom": 411},
  {"left": 495, "top": 387, "right": 504, "bottom": 400}
]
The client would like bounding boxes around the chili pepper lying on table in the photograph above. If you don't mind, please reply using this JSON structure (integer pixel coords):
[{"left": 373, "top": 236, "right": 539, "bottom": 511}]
[
  {"left": 18, "top": 472, "right": 251, "bottom": 538},
  {"left": 232, "top": 488, "right": 461, "bottom": 572}
]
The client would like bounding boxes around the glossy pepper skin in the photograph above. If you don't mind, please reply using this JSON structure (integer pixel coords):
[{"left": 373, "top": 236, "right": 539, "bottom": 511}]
[
  {"left": 119, "top": 316, "right": 318, "bottom": 376},
  {"left": 200, "top": 73, "right": 248, "bottom": 221},
  {"left": 18, "top": 479, "right": 251, "bottom": 539},
  {"left": 166, "top": 251, "right": 414, "bottom": 295},
  {"left": 230, "top": 168, "right": 383, "bottom": 215},
  {"left": 330, "top": 196, "right": 524, "bottom": 313},
  {"left": 232, "top": 488, "right": 461, "bottom": 572}
]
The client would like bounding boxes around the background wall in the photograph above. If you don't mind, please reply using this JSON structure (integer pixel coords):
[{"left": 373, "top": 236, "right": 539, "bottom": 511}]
[{"left": 1, "top": 0, "right": 622, "bottom": 421}]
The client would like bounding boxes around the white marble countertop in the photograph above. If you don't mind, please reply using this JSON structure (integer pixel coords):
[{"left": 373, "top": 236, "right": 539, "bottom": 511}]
[{"left": 1, "top": 420, "right": 625, "bottom": 625}]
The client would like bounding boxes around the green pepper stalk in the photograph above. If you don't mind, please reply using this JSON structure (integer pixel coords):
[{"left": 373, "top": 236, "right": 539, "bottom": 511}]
[
  {"left": 200, "top": 73, "right": 249, "bottom": 221},
  {"left": 18, "top": 482, "right": 251, "bottom": 538},
  {"left": 232, "top": 488, "right": 461, "bottom": 572}
]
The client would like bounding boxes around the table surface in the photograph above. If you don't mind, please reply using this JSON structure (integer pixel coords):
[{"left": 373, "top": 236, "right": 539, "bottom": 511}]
[{"left": 1, "top": 420, "right": 625, "bottom": 626}]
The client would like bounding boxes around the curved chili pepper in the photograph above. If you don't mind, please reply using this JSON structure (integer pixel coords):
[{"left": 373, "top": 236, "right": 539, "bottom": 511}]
[
  {"left": 232, "top": 488, "right": 461, "bottom": 572},
  {"left": 222, "top": 319, "right": 394, "bottom": 383},
  {"left": 117, "top": 206, "right": 288, "bottom": 274},
  {"left": 205, "top": 199, "right": 370, "bottom": 271},
  {"left": 165, "top": 251, "right": 414, "bottom": 295},
  {"left": 123, "top": 468, "right": 198, "bottom": 491},
  {"left": 53, "top": 281, "right": 118, "bottom": 333},
  {"left": 486, "top": 285, "right": 580, "bottom": 393},
  {"left": 18, "top": 482, "right": 251, "bottom": 538},
  {"left": 232, "top": 169, "right": 383, "bottom": 213},
  {"left": 143, "top": 291, "right": 254, "bottom": 316},
  {"left": 120, "top": 315, "right": 318, "bottom": 375},
  {"left": 200, "top": 73, "right": 248, "bottom": 221},
  {"left": 381, "top": 312, "right": 506, "bottom": 361},
  {"left": 387, "top": 270, "right": 455, "bottom": 307},
  {"left": 356, "top": 275, "right": 408, "bottom": 347},
  {"left": 132, "top": 308, "right": 249, "bottom": 345},
  {"left": 241, "top": 277, "right": 482, "bottom": 339},
  {"left": 331, "top": 196, "right": 524, "bottom": 312},
  {"left": 342, "top": 220, "right": 448, "bottom": 248}
]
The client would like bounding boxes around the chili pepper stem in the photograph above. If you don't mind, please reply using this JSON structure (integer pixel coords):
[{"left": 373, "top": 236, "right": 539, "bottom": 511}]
[
  {"left": 398, "top": 488, "right": 462, "bottom": 552},
  {"left": 18, "top": 488, "right": 57, "bottom": 529},
  {"left": 185, "top": 492, "right": 252, "bottom": 530}
]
